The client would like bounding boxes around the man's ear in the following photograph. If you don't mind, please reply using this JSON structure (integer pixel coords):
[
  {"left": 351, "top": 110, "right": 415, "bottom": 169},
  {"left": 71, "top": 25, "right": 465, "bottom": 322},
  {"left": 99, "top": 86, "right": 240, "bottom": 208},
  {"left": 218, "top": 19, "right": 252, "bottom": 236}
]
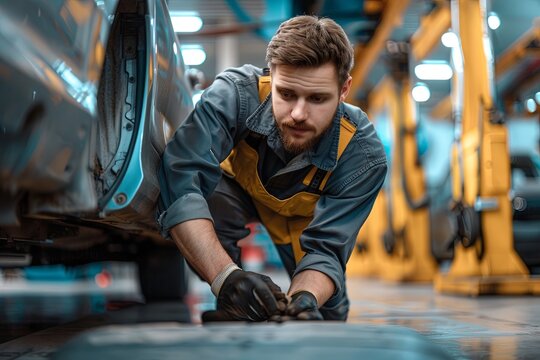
[{"left": 339, "top": 76, "right": 352, "bottom": 102}]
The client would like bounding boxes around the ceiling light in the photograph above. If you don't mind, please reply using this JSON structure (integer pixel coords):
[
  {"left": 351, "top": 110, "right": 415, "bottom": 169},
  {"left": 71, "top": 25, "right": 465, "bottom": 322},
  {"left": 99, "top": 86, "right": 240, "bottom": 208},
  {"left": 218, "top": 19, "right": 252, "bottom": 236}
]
[
  {"left": 526, "top": 98, "right": 537, "bottom": 113},
  {"left": 414, "top": 62, "right": 453, "bottom": 80},
  {"left": 181, "top": 45, "right": 206, "bottom": 66},
  {"left": 535, "top": 91, "right": 540, "bottom": 104},
  {"left": 441, "top": 31, "right": 459, "bottom": 48},
  {"left": 412, "top": 83, "right": 431, "bottom": 103},
  {"left": 487, "top": 12, "right": 501, "bottom": 30},
  {"left": 170, "top": 12, "right": 203, "bottom": 33}
]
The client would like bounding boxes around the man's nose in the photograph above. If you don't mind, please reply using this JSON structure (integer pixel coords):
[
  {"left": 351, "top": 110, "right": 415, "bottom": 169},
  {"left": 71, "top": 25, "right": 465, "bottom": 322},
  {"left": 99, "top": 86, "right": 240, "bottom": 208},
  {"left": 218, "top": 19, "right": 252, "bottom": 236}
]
[{"left": 291, "top": 99, "right": 308, "bottom": 122}]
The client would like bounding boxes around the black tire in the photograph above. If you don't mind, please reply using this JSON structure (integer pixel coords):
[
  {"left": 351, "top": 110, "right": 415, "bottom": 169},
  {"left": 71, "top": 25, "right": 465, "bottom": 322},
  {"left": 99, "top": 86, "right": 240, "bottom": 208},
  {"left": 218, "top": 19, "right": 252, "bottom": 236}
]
[{"left": 137, "top": 244, "right": 188, "bottom": 302}]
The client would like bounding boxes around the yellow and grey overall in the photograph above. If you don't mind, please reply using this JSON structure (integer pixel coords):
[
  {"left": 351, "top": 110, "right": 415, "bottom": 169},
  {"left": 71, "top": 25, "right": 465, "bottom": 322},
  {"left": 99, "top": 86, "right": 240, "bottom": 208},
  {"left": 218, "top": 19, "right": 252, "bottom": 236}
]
[{"left": 219, "top": 72, "right": 356, "bottom": 276}]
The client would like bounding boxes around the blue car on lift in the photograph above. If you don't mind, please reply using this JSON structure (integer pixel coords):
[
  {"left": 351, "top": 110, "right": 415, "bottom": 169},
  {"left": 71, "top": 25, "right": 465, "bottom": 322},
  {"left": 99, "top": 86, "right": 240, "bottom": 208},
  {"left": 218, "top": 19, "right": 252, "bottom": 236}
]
[{"left": 0, "top": 0, "right": 194, "bottom": 301}]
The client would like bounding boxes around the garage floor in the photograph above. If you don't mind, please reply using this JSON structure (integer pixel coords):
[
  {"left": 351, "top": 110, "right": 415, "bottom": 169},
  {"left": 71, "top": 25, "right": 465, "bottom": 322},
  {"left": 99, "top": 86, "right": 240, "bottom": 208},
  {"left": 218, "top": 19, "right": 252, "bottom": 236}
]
[{"left": 1, "top": 265, "right": 540, "bottom": 359}]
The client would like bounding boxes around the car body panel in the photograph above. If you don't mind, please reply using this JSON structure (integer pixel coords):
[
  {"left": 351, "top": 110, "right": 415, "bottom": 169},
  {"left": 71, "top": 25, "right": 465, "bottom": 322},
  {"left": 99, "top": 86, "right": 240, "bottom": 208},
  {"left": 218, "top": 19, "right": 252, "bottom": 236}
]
[
  {"left": 102, "top": 0, "right": 193, "bottom": 228},
  {"left": 0, "top": 0, "right": 193, "bottom": 271},
  {"left": 0, "top": 1, "right": 119, "bottom": 221}
]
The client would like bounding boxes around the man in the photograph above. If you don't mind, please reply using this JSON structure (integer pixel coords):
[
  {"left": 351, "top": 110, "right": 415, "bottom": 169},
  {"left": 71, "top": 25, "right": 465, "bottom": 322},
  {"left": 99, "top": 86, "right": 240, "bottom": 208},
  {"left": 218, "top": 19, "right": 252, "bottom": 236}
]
[{"left": 157, "top": 15, "right": 387, "bottom": 322}]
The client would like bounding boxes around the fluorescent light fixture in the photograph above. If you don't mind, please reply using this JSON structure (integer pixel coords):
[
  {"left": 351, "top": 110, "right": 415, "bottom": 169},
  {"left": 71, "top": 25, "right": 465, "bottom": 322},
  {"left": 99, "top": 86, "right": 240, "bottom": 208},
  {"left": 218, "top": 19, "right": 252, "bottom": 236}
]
[
  {"left": 170, "top": 11, "right": 203, "bottom": 33},
  {"left": 181, "top": 45, "right": 206, "bottom": 65},
  {"left": 412, "top": 83, "right": 431, "bottom": 103},
  {"left": 441, "top": 31, "right": 459, "bottom": 48},
  {"left": 414, "top": 62, "right": 453, "bottom": 80},
  {"left": 487, "top": 12, "right": 500, "bottom": 30},
  {"left": 526, "top": 98, "right": 537, "bottom": 113}
]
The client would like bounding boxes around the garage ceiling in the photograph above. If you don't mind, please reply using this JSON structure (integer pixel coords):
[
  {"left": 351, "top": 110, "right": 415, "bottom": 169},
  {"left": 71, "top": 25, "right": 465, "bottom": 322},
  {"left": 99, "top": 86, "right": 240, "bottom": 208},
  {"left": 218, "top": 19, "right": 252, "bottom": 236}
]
[{"left": 168, "top": 0, "right": 540, "bottom": 119}]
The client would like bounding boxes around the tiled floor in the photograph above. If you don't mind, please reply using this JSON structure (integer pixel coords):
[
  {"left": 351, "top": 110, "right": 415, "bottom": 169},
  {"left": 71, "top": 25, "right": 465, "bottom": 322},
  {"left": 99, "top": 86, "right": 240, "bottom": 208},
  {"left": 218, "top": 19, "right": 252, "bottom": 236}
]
[{"left": 1, "top": 266, "right": 540, "bottom": 359}]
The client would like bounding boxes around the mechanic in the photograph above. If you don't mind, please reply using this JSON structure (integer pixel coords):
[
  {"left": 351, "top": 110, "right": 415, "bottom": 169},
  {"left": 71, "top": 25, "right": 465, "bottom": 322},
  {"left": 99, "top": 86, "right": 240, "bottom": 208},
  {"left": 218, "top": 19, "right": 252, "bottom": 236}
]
[{"left": 157, "top": 15, "right": 387, "bottom": 322}]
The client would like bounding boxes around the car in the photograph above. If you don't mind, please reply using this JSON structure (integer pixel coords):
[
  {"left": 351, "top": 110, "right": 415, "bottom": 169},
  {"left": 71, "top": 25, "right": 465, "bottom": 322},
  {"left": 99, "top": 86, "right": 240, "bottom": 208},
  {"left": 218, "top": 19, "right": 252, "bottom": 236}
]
[
  {"left": 510, "top": 153, "right": 540, "bottom": 274},
  {"left": 0, "top": 0, "right": 194, "bottom": 301}
]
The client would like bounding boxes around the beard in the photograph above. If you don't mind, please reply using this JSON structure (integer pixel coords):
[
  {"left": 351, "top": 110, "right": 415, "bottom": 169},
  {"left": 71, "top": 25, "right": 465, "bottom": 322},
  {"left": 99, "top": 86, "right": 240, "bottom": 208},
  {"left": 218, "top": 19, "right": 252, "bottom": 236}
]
[
  {"left": 277, "top": 121, "right": 330, "bottom": 155},
  {"left": 274, "top": 105, "right": 339, "bottom": 155}
]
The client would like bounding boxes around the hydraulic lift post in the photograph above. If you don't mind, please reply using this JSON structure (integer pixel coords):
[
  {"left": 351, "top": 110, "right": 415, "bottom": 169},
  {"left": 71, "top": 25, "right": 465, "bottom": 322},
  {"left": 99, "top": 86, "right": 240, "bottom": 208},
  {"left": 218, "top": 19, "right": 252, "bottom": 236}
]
[{"left": 434, "top": 0, "right": 540, "bottom": 295}]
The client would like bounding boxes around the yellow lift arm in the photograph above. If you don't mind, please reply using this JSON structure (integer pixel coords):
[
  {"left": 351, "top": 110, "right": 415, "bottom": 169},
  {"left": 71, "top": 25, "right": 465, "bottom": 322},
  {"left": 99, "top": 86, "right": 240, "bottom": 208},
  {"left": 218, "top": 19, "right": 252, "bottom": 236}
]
[
  {"left": 346, "top": 0, "right": 411, "bottom": 105},
  {"left": 348, "top": 4, "right": 451, "bottom": 282},
  {"left": 434, "top": 0, "right": 540, "bottom": 295},
  {"left": 348, "top": 64, "right": 437, "bottom": 282}
]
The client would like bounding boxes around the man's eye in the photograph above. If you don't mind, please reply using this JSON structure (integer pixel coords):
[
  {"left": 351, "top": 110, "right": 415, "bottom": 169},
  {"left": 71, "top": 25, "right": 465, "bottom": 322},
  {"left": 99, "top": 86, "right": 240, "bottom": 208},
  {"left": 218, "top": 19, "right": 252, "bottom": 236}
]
[
  {"left": 310, "top": 96, "right": 325, "bottom": 103},
  {"left": 280, "top": 91, "right": 295, "bottom": 99}
]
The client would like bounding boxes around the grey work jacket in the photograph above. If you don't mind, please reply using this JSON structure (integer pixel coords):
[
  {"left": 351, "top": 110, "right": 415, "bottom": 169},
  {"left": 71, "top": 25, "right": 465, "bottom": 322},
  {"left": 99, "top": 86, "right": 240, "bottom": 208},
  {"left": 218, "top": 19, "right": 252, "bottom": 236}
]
[{"left": 157, "top": 64, "right": 387, "bottom": 299}]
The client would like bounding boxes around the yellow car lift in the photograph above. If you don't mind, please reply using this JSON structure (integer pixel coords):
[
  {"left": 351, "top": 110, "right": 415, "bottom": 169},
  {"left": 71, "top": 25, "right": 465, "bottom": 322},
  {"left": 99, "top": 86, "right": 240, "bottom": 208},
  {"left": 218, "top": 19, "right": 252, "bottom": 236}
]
[
  {"left": 347, "top": 5, "right": 451, "bottom": 282},
  {"left": 434, "top": 0, "right": 540, "bottom": 295},
  {"left": 347, "top": 72, "right": 437, "bottom": 282}
]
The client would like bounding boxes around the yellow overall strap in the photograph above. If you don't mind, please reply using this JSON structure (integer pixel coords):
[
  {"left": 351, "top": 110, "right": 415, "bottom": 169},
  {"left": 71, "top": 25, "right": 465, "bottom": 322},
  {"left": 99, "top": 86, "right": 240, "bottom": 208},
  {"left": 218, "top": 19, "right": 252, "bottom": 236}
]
[
  {"left": 286, "top": 117, "right": 357, "bottom": 262},
  {"left": 220, "top": 70, "right": 271, "bottom": 178},
  {"left": 256, "top": 117, "right": 357, "bottom": 264},
  {"left": 258, "top": 68, "right": 271, "bottom": 102},
  {"left": 302, "top": 117, "right": 357, "bottom": 190}
]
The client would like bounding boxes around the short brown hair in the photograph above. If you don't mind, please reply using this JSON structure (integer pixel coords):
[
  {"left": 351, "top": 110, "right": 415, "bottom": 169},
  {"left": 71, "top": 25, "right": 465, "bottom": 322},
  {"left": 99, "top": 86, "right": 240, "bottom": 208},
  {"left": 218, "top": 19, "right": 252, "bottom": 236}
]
[{"left": 266, "top": 15, "right": 354, "bottom": 86}]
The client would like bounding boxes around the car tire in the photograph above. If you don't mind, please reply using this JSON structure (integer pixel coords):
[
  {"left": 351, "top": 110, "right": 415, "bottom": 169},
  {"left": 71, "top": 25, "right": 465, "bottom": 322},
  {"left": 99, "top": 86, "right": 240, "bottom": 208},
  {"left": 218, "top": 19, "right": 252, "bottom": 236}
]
[{"left": 137, "top": 244, "right": 188, "bottom": 302}]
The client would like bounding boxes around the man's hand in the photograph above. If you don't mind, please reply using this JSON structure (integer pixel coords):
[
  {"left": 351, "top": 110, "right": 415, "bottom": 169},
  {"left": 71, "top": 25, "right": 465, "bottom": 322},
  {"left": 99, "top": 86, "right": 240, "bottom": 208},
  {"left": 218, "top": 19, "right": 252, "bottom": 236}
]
[
  {"left": 202, "top": 270, "right": 287, "bottom": 322},
  {"left": 285, "top": 291, "right": 324, "bottom": 320},
  {"left": 256, "top": 273, "right": 289, "bottom": 312}
]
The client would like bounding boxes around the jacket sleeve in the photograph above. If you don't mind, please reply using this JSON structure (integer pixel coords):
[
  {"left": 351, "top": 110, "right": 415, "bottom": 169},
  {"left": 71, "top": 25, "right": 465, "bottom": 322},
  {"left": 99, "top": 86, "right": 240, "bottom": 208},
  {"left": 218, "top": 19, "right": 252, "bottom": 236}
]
[
  {"left": 294, "top": 130, "right": 387, "bottom": 305},
  {"left": 156, "top": 72, "right": 249, "bottom": 238}
]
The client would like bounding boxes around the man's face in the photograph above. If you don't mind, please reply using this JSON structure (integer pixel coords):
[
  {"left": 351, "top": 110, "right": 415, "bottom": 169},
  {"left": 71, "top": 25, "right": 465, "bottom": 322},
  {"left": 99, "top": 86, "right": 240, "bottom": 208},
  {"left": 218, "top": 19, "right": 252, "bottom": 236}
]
[{"left": 271, "top": 62, "right": 351, "bottom": 154}]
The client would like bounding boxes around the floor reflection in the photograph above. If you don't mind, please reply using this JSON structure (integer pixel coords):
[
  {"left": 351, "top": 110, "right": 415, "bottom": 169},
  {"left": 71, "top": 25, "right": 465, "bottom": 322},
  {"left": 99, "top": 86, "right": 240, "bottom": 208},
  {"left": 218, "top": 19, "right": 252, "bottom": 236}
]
[{"left": 0, "top": 262, "right": 143, "bottom": 344}]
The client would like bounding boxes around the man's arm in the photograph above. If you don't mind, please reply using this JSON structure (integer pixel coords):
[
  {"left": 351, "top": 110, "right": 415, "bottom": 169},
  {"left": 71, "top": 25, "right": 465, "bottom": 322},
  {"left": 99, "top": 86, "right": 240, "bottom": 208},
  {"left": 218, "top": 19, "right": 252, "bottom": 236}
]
[
  {"left": 170, "top": 218, "right": 233, "bottom": 284},
  {"left": 282, "top": 270, "right": 333, "bottom": 320},
  {"left": 288, "top": 269, "right": 334, "bottom": 305},
  {"left": 171, "top": 218, "right": 287, "bottom": 322}
]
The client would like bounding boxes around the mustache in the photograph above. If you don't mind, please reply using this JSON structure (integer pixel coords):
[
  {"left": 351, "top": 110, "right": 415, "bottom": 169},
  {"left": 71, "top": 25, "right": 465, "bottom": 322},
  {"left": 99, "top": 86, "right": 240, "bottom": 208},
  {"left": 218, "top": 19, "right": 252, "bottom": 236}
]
[{"left": 281, "top": 120, "right": 314, "bottom": 131}]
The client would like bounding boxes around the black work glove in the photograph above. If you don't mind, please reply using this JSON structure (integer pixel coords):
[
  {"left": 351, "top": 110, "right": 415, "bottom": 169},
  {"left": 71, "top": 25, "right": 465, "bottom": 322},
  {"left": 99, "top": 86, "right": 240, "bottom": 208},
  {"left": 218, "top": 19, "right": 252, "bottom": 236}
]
[
  {"left": 285, "top": 291, "right": 324, "bottom": 320},
  {"left": 202, "top": 270, "right": 287, "bottom": 323}
]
